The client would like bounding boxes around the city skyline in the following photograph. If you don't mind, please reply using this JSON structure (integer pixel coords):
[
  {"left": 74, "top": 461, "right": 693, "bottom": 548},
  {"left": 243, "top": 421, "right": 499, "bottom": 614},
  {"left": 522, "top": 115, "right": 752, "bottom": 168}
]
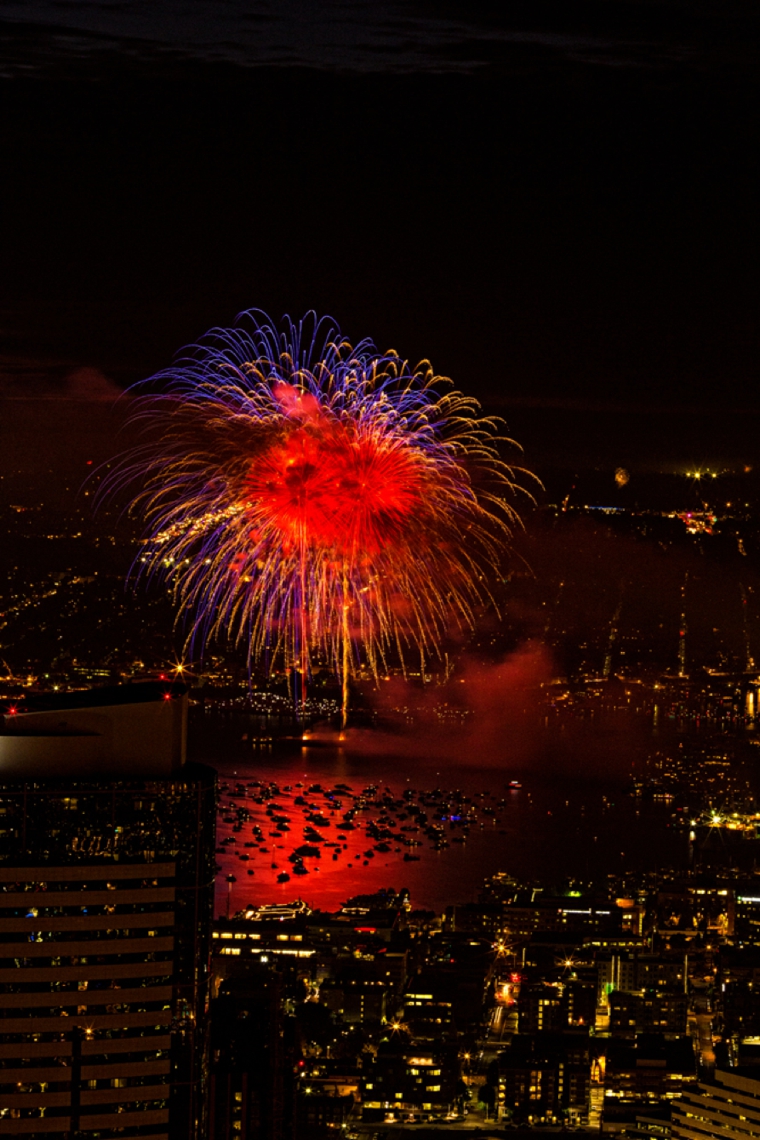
[{"left": 2, "top": 4, "right": 760, "bottom": 1138}]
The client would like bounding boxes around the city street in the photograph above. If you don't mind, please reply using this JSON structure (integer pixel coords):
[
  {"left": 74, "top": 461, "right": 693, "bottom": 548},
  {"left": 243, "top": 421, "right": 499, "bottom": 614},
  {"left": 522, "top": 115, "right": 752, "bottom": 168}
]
[{"left": 690, "top": 993, "right": 716, "bottom": 1075}]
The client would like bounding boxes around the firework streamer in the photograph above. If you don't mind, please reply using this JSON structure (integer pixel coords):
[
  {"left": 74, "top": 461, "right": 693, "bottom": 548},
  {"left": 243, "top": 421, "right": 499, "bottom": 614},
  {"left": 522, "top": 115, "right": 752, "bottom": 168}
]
[{"left": 105, "top": 310, "right": 532, "bottom": 726}]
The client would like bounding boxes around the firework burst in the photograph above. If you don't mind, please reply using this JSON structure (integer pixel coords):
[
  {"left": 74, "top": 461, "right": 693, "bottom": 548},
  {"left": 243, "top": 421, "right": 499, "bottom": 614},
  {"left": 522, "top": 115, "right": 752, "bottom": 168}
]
[{"left": 108, "top": 310, "right": 532, "bottom": 724}]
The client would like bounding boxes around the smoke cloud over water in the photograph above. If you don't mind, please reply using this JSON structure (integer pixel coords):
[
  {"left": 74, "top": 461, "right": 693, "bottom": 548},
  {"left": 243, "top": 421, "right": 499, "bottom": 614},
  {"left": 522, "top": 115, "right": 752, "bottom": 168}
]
[
  {"left": 316, "top": 641, "right": 650, "bottom": 784},
  {"left": 328, "top": 642, "right": 553, "bottom": 768}
]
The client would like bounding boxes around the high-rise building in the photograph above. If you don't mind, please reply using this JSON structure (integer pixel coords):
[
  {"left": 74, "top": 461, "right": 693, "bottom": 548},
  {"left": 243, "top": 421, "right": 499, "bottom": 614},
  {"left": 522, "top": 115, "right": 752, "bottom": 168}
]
[
  {"left": 673, "top": 1068, "right": 760, "bottom": 1140},
  {"left": 209, "top": 965, "right": 288, "bottom": 1140},
  {"left": 0, "top": 681, "right": 216, "bottom": 1140}
]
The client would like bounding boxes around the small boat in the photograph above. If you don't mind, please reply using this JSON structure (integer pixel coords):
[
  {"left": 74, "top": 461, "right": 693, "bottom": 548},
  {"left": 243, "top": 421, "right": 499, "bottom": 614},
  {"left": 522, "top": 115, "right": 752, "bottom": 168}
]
[{"left": 277, "top": 872, "right": 290, "bottom": 883}]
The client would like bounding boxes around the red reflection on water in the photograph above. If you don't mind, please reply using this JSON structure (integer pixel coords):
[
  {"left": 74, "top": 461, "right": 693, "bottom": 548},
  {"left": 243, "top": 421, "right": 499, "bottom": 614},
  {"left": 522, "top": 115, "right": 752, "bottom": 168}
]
[{"left": 213, "top": 760, "right": 509, "bottom": 916}]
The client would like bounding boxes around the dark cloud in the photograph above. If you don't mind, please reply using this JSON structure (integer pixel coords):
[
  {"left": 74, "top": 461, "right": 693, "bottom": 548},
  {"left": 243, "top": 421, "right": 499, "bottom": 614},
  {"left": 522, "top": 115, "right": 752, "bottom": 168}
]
[{"left": 0, "top": 0, "right": 758, "bottom": 78}]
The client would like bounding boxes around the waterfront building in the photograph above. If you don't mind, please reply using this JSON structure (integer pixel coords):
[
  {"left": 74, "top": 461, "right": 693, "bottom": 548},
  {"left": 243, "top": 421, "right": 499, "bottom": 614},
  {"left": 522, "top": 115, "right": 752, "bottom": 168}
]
[{"left": 0, "top": 681, "right": 216, "bottom": 1140}]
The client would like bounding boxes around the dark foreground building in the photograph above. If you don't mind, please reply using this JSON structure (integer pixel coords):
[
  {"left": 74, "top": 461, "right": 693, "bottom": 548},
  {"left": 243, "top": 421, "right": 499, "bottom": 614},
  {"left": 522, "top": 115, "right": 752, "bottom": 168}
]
[
  {"left": 209, "top": 965, "right": 287, "bottom": 1140},
  {"left": 0, "top": 681, "right": 216, "bottom": 1140}
]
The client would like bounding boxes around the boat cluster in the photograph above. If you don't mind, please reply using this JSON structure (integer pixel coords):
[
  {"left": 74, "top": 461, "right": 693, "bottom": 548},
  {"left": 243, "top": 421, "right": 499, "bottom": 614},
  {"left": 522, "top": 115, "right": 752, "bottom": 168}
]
[{"left": 216, "top": 777, "right": 522, "bottom": 883}]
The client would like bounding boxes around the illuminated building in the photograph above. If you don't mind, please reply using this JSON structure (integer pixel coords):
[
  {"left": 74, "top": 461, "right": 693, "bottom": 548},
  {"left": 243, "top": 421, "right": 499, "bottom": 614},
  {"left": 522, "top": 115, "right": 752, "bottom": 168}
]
[
  {"left": 518, "top": 983, "right": 566, "bottom": 1033},
  {"left": 609, "top": 990, "right": 688, "bottom": 1035},
  {"left": 360, "top": 1040, "right": 460, "bottom": 1120},
  {"left": 597, "top": 952, "right": 689, "bottom": 1038},
  {"left": 495, "top": 1032, "right": 591, "bottom": 1126},
  {"left": 598, "top": 952, "right": 688, "bottom": 1002},
  {"left": 320, "top": 973, "right": 387, "bottom": 1025},
  {"left": 0, "top": 681, "right": 216, "bottom": 1139},
  {"left": 603, "top": 1034, "right": 696, "bottom": 1101},
  {"left": 504, "top": 893, "right": 623, "bottom": 942},
  {"left": 443, "top": 902, "right": 506, "bottom": 938}
]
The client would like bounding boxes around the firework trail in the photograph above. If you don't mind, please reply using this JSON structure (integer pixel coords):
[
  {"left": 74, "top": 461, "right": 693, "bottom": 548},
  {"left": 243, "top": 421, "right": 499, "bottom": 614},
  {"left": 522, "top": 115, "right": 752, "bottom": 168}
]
[{"left": 107, "top": 311, "right": 532, "bottom": 725}]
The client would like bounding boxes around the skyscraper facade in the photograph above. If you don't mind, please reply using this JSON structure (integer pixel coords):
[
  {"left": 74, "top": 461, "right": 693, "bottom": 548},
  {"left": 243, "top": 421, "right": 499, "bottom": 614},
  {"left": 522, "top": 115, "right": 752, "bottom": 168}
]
[
  {"left": 0, "top": 682, "right": 216, "bottom": 1140},
  {"left": 673, "top": 1069, "right": 760, "bottom": 1140}
]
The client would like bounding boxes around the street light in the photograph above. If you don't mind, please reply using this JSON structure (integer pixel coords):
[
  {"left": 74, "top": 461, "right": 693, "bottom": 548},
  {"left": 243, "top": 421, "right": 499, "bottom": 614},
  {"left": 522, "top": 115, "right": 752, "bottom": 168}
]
[{"left": 225, "top": 873, "right": 236, "bottom": 919}]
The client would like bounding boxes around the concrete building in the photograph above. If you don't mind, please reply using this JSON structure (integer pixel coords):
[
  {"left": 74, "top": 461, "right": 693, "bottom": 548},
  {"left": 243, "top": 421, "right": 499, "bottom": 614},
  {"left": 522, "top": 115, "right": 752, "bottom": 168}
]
[
  {"left": 496, "top": 1031, "right": 592, "bottom": 1126},
  {"left": 0, "top": 681, "right": 216, "bottom": 1140},
  {"left": 361, "top": 1040, "right": 460, "bottom": 1119},
  {"left": 610, "top": 990, "right": 689, "bottom": 1036},
  {"left": 673, "top": 1069, "right": 760, "bottom": 1140},
  {"left": 603, "top": 1034, "right": 696, "bottom": 1103}
]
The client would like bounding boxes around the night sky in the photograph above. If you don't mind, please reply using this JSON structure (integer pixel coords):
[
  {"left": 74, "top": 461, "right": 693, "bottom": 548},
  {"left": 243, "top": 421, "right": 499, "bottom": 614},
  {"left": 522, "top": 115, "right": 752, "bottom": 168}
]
[{"left": 1, "top": 0, "right": 759, "bottom": 476}]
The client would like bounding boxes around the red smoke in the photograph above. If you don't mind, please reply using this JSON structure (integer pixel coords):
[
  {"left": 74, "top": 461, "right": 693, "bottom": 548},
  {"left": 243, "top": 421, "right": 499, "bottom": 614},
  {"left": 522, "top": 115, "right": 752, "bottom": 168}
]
[
  {"left": 326, "top": 639, "right": 646, "bottom": 782},
  {"left": 335, "top": 641, "right": 555, "bottom": 767}
]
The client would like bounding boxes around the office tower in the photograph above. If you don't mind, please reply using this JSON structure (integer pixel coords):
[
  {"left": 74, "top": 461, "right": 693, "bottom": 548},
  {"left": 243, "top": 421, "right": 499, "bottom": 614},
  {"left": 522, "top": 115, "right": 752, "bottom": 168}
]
[
  {"left": 673, "top": 1069, "right": 760, "bottom": 1140},
  {"left": 0, "top": 681, "right": 216, "bottom": 1140}
]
